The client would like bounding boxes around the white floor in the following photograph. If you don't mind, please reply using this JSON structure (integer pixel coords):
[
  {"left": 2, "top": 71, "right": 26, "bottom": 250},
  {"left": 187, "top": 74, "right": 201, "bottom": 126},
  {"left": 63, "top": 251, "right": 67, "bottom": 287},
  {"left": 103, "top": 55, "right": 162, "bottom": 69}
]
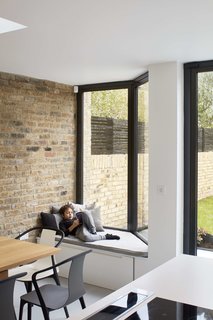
[{"left": 14, "top": 277, "right": 112, "bottom": 320}]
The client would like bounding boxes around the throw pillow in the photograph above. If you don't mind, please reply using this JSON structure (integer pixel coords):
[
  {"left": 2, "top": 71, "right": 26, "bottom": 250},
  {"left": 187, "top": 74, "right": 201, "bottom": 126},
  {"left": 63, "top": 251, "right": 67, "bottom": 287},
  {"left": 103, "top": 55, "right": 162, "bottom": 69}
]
[
  {"left": 69, "top": 201, "right": 96, "bottom": 213},
  {"left": 40, "top": 212, "right": 58, "bottom": 229},
  {"left": 87, "top": 206, "right": 104, "bottom": 231},
  {"left": 50, "top": 206, "right": 60, "bottom": 214}
]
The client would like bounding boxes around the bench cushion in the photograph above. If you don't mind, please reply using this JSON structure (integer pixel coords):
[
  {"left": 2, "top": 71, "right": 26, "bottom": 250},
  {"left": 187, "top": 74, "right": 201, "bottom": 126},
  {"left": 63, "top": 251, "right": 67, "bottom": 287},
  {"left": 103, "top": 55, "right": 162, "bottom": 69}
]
[{"left": 61, "top": 229, "right": 148, "bottom": 258}]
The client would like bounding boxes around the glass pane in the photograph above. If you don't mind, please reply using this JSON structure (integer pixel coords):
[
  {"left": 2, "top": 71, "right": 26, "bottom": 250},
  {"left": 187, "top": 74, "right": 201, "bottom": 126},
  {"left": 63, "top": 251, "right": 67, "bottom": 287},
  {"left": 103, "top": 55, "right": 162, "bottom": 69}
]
[
  {"left": 83, "top": 89, "right": 128, "bottom": 229},
  {"left": 137, "top": 82, "right": 149, "bottom": 238},
  {"left": 197, "top": 71, "right": 213, "bottom": 251}
]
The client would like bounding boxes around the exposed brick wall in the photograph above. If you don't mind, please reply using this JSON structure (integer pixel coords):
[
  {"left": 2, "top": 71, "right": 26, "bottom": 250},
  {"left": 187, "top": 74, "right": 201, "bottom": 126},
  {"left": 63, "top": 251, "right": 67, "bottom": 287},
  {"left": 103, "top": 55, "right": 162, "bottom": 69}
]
[{"left": 0, "top": 72, "right": 76, "bottom": 237}]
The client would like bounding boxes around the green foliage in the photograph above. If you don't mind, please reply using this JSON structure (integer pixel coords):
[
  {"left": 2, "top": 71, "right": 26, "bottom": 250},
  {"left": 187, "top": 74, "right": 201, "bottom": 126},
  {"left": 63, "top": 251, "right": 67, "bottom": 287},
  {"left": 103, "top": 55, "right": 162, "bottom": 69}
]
[
  {"left": 138, "top": 83, "right": 149, "bottom": 122},
  {"left": 198, "top": 196, "right": 213, "bottom": 234},
  {"left": 90, "top": 74, "right": 213, "bottom": 128},
  {"left": 91, "top": 89, "right": 128, "bottom": 120},
  {"left": 91, "top": 83, "right": 149, "bottom": 122},
  {"left": 198, "top": 72, "right": 213, "bottom": 128}
]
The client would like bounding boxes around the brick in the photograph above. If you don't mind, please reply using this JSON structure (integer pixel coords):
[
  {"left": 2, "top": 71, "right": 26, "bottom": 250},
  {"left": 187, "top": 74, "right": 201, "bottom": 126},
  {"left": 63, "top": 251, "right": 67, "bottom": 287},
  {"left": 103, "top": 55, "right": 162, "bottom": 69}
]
[{"left": 0, "top": 71, "right": 76, "bottom": 237}]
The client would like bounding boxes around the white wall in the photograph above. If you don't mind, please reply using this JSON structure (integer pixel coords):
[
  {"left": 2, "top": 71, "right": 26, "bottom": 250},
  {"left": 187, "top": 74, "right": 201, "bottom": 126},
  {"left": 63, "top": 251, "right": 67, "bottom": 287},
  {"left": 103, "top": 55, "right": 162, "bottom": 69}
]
[{"left": 135, "top": 61, "right": 183, "bottom": 277}]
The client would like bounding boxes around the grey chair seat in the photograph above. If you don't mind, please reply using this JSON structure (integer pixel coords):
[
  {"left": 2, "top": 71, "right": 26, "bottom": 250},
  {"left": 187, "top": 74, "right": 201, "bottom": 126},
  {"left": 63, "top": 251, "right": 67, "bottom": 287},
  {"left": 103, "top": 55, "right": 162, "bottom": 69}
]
[{"left": 21, "top": 284, "right": 69, "bottom": 309}]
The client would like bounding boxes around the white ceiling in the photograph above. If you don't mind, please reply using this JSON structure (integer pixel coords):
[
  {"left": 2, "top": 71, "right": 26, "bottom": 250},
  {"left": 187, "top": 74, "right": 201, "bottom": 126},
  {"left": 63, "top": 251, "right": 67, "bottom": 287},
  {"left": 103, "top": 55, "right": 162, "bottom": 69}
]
[{"left": 0, "top": 0, "right": 213, "bottom": 85}]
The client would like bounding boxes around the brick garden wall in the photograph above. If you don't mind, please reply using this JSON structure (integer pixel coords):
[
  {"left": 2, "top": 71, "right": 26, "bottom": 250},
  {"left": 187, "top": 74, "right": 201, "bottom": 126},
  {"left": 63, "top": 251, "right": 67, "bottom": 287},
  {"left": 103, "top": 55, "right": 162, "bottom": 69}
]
[
  {"left": 0, "top": 72, "right": 76, "bottom": 237},
  {"left": 84, "top": 154, "right": 149, "bottom": 229}
]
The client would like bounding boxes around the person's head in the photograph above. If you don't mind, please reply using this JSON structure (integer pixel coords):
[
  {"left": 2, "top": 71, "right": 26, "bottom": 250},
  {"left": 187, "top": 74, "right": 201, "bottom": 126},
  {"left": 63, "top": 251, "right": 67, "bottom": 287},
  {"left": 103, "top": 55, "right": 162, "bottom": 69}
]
[{"left": 59, "top": 204, "right": 74, "bottom": 220}]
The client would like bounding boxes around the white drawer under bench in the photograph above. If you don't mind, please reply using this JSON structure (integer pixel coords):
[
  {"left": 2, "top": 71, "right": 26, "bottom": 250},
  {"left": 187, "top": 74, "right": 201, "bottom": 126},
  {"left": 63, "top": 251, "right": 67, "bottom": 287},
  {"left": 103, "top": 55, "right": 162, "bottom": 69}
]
[{"left": 54, "top": 229, "right": 148, "bottom": 290}]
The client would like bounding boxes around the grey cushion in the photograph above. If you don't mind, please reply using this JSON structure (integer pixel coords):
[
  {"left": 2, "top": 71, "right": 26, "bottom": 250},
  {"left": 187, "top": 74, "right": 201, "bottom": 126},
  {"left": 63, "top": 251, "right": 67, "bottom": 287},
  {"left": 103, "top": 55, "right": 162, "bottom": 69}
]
[
  {"left": 89, "top": 207, "right": 104, "bottom": 231},
  {"left": 50, "top": 206, "right": 60, "bottom": 214},
  {"left": 53, "top": 213, "right": 62, "bottom": 228},
  {"left": 69, "top": 202, "right": 96, "bottom": 213}
]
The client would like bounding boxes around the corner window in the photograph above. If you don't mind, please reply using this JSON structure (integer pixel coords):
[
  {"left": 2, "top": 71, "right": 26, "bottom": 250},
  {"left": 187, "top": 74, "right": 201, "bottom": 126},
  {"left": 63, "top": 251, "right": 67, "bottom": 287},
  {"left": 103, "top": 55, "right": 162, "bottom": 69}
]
[{"left": 76, "top": 74, "right": 149, "bottom": 238}]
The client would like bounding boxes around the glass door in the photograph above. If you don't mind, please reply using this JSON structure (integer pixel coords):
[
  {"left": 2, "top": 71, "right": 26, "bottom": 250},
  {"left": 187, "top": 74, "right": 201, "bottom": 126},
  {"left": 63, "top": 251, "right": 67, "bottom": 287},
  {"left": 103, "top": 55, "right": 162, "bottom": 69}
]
[
  {"left": 197, "top": 71, "right": 213, "bottom": 253},
  {"left": 184, "top": 61, "right": 213, "bottom": 256}
]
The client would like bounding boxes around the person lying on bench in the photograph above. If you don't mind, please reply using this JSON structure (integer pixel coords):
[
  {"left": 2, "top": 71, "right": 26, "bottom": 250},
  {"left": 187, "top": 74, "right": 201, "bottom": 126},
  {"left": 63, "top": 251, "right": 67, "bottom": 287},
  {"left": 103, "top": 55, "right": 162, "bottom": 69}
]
[{"left": 59, "top": 204, "right": 120, "bottom": 242}]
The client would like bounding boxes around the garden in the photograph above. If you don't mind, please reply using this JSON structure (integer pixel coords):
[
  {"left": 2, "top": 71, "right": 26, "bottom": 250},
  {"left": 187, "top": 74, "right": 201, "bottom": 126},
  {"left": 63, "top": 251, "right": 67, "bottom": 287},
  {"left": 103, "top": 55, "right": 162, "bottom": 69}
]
[{"left": 197, "top": 196, "right": 213, "bottom": 249}]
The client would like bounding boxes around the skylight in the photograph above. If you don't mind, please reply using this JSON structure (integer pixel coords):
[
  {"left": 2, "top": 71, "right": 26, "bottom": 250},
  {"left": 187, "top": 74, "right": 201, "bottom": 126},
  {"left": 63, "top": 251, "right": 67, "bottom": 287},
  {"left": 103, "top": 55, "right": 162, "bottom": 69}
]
[{"left": 0, "top": 17, "right": 27, "bottom": 34}]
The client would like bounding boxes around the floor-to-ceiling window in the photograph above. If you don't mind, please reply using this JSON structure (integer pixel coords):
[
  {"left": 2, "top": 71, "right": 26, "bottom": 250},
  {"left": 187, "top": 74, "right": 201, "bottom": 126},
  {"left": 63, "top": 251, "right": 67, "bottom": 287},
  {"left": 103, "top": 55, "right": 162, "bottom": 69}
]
[
  {"left": 137, "top": 80, "right": 149, "bottom": 241},
  {"left": 83, "top": 88, "right": 128, "bottom": 229},
  {"left": 184, "top": 60, "right": 213, "bottom": 255},
  {"left": 76, "top": 74, "right": 149, "bottom": 238}
]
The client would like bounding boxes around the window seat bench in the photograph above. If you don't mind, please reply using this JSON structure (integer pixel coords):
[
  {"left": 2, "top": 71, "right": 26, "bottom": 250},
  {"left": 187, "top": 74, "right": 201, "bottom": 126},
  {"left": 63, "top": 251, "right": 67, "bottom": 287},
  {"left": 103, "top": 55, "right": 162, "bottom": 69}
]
[
  {"left": 40, "top": 211, "right": 148, "bottom": 289},
  {"left": 54, "top": 229, "right": 148, "bottom": 290}
]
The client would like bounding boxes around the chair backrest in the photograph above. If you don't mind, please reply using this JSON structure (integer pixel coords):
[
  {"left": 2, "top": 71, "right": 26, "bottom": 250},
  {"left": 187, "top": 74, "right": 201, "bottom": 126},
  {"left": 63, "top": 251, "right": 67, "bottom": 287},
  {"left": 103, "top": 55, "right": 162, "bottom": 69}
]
[
  {"left": 66, "top": 251, "right": 91, "bottom": 304},
  {"left": 0, "top": 272, "right": 27, "bottom": 320},
  {"left": 33, "top": 228, "right": 63, "bottom": 270},
  {"left": 16, "top": 226, "right": 64, "bottom": 272},
  {"left": 35, "top": 227, "right": 64, "bottom": 271},
  {"left": 40, "top": 228, "right": 59, "bottom": 246},
  {"left": 16, "top": 226, "right": 64, "bottom": 248}
]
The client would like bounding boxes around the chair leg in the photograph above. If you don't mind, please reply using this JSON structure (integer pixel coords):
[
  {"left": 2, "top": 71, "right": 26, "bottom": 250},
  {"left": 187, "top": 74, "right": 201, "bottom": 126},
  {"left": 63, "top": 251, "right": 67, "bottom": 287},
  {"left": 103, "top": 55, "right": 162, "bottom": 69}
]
[
  {"left": 23, "top": 281, "right": 33, "bottom": 319},
  {"left": 27, "top": 303, "right": 32, "bottom": 320},
  {"left": 79, "top": 296, "right": 86, "bottom": 309},
  {"left": 52, "top": 272, "right": 60, "bottom": 286},
  {"left": 19, "top": 299, "right": 26, "bottom": 320},
  {"left": 64, "top": 306, "right": 69, "bottom": 318},
  {"left": 24, "top": 281, "right": 32, "bottom": 293},
  {"left": 40, "top": 306, "right": 50, "bottom": 320}
]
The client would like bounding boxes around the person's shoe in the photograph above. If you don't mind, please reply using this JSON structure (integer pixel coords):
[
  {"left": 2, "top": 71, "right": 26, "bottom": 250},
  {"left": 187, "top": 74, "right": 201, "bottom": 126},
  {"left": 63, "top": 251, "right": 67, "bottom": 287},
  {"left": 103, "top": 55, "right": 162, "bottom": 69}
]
[{"left": 105, "top": 233, "right": 120, "bottom": 240}]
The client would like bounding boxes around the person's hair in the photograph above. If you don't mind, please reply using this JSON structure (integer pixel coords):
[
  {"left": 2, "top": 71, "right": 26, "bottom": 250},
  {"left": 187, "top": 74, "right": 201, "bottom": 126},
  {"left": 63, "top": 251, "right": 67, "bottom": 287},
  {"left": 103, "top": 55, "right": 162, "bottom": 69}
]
[{"left": 59, "top": 204, "right": 73, "bottom": 216}]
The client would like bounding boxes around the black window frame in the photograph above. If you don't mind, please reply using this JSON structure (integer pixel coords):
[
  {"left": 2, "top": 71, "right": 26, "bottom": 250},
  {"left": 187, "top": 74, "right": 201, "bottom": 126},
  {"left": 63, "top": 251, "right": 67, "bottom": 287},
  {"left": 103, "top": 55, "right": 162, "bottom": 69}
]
[
  {"left": 184, "top": 60, "right": 213, "bottom": 255},
  {"left": 76, "top": 73, "right": 148, "bottom": 235}
]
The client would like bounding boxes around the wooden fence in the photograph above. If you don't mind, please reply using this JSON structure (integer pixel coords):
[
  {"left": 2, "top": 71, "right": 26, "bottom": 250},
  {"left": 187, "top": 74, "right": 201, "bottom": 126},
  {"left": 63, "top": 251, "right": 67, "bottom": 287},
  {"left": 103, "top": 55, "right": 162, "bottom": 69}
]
[
  {"left": 91, "top": 117, "right": 213, "bottom": 155},
  {"left": 198, "top": 128, "right": 213, "bottom": 152},
  {"left": 91, "top": 116, "right": 148, "bottom": 154}
]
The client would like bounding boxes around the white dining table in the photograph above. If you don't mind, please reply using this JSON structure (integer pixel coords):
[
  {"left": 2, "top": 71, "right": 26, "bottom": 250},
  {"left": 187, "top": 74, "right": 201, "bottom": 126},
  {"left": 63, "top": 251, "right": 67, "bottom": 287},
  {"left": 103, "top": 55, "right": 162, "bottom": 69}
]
[{"left": 68, "top": 254, "right": 213, "bottom": 319}]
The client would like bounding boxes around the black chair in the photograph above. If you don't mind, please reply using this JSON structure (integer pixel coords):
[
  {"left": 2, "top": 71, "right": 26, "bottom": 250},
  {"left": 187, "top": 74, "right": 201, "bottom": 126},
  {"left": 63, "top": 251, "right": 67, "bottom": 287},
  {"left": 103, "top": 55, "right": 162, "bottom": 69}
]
[
  {"left": 19, "top": 250, "right": 92, "bottom": 320},
  {"left": 9, "top": 227, "right": 64, "bottom": 319},
  {"left": 9, "top": 226, "right": 64, "bottom": 293},
  {"left": 0, "top": 272, "right": 27, "bottom": 320}
]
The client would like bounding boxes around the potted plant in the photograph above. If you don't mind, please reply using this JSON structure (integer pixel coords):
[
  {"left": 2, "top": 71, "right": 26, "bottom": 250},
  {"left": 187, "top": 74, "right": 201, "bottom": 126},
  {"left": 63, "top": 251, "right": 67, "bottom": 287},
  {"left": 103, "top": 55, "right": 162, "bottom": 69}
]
[
  {"left": 197, "top": 228, "right": 213, "bottom": 249},
  {"left": 197, "top": 227, "right": 206, "bottom": 246}
]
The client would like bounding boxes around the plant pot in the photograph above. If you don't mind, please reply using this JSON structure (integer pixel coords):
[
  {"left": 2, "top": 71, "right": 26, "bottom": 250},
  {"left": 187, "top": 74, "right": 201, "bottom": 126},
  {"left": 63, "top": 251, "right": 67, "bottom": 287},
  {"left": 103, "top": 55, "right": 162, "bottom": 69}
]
[{"left": 203, "top": 233, "right": 213, "bottom": 244}]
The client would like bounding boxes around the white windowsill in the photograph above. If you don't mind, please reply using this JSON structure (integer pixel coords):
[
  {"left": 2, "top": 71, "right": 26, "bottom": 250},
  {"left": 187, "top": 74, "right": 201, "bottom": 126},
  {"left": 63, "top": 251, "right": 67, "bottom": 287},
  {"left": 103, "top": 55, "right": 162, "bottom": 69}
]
[{"left": 197, "top": 248, "right": 213, "bottom": 259}]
